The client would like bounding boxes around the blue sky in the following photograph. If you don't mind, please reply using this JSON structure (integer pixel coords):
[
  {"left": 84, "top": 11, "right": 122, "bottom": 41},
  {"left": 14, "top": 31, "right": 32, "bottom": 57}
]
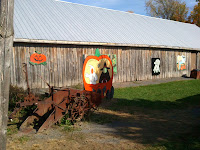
[{"left": 62, "top": 0, "right": 198, "bottom": 16}]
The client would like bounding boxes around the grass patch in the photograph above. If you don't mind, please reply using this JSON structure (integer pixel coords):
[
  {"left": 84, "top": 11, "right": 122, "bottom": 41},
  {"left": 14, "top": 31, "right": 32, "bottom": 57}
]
[
  {"left": 110, "top": 80, "right": 200, "bottom": 149},
  {"left": 62, "top": 125, "right": 75, "bottom": 132},
  {"left": 61, "top": 124, "right": 81, "bottom": 132},
  {"left": 89, "top": 112, "right": 118, "bottom": 124},
  {"left": 17, "top": 135, "right": 30, "bottom": 143},
  {"left": 60, "top": 114, "right": 81, "bottom": 132},
  {"left": 7, "top": 125, "right": 18, "bottom": 136},
  {"left": 146, "top": 125, "right": 200, "bottom": 150},
  {"left": 113, "top": 80, "right": 200, "bottom": 110}
]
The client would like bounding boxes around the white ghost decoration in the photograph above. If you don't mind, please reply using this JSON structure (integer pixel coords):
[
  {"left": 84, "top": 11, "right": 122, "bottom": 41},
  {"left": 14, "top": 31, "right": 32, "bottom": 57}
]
[
  {"left": 153, "top": 59, "right": 160, "bottom": 73},
  {"left": 85, "top": 65, "right": 98, "bottom": 84}
]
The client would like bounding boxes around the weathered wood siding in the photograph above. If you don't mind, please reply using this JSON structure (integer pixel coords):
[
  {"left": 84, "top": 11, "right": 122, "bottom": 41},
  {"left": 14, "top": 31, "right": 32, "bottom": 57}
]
[
  {"left": 197, "top": 52, "right": 200, "bottom": 69},
  {"left": 11, "top": 43, "right": 195, "bottom": 89}
]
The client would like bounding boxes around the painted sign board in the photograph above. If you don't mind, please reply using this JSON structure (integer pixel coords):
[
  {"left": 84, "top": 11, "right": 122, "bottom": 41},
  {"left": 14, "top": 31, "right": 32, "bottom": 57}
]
[
  {"left": 84, "top": 53, "right": 117, "bottom": 74},
  {"left": 177, "top": 55, "right": 186, "bottom": 70},
  {"left": 83, "top": 49, "right": 114, "bottom": 99},
  {"left": 152, "top": 58, "right": 160, "bottom": 75},
  {"left": 29, "top": 51, "right": 47, "bottom": 65}
]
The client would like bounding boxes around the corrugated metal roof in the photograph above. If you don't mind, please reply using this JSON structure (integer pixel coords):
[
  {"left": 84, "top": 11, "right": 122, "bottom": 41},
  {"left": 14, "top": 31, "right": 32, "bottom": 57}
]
[{"left": 14, "top": 0, "right": 200, "bottom": 50}]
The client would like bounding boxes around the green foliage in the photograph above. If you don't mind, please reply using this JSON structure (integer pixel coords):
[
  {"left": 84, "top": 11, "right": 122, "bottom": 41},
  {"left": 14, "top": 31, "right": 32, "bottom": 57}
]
[
  {"left": 61, "top": 115, "right": 75, "bottom": 132},
  {"left": 17, "top": 136, "right": 30, "bottom": 143},
  {"left": 61, "top": 114, "right": 73, "bottom": 126},
  {"left": 9, "top": 85, "right": 41, "bottom": 116},
  {"left": 20, "top": 105, "right": 37, "bottom": 116},
  {"left": 8, "top": 85, "right": 37, "bottom": 135},
  {"left": 60, "top": 114, "right": 82, "bottom": 132},
  {"left": 9, "top": 85, "right": 27, "bottom": 111}
]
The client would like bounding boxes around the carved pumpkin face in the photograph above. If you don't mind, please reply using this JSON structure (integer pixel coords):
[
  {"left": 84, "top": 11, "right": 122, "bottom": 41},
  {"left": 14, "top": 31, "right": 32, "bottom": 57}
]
[
  {"left": 30, "top": 51, "right": 47, "bottom": 65},
  {"left": 83, "top": 52, "right": 113, "bottom": 98}
]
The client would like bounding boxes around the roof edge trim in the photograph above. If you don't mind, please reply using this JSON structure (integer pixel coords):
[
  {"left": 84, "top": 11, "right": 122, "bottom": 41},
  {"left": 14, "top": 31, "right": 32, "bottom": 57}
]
[{"left": 14, "top": 38, "right": 200, "bottom": 51}]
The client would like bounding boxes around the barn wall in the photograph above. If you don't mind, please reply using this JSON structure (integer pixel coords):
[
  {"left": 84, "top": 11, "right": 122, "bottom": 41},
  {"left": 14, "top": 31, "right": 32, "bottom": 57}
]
[
  {"left": 11, "top": 43, "right": 194, "bottom": 89},
  {"left": 197, "top": 52, "right": 200, "bottom": 69}
]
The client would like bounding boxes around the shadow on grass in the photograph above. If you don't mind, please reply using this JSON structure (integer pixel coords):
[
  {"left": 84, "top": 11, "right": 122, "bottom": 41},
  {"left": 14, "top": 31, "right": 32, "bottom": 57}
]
[
  {"left": 153, "top": 125, "right": 200, "bottom": 150},
  {"left": 106, "top": 94, "right": 200, "bottom": 112},
  {"left": 88, "top": 94, "right": 200, "bottom": 149}
]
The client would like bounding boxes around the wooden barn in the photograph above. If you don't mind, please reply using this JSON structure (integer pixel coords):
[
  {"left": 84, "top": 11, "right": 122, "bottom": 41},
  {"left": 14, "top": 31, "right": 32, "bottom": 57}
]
[{"left": 12, "top": 0, "right": 200, "bottom": 90}]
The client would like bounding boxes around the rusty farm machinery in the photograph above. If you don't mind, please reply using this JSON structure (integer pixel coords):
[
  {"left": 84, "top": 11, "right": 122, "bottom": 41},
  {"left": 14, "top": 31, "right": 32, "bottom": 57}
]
[{"left": 9, "top": 64, "right": 102, "bottom": 132}]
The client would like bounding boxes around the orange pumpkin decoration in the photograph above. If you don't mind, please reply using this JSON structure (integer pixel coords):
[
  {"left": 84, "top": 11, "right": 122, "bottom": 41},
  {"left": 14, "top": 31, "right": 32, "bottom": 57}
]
[
  {"left": 180, "top": 64, "right": 186, "bottom": 70},
  {"left": 82, "top": 49, "right": 114, "bottom": 99},
  {"left": 30, "top": 51, "right": 47, "bottom": 65}
]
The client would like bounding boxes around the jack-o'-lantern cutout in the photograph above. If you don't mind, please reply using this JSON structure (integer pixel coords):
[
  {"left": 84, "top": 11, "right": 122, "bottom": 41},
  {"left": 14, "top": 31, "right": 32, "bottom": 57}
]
[
  {"left": 83, "top": 49, "right": 114, "bottom": 99},
  {"left": 29, "top": 51, "right": 47, "bottom": 65}
]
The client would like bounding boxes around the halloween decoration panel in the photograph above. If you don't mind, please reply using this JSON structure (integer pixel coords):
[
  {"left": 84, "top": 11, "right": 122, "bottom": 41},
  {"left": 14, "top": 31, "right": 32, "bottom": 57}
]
[
  {"left": 177, "top": 55, "right": 186, "bottom": 70},
  {"left": 83, "top": 49, "right": 114, "bottom": 99},
  {"left": 85, "top": 54, "right": 117, "bottom": 74},
  {"left": 30, "top": 51, "right": 47, "bottom": 65},
  {"left": 108, "top": 54, "right": 117, "bottom": 74},
  {"left": 152, "top": 58, "right": 160, "bottom": 75}
]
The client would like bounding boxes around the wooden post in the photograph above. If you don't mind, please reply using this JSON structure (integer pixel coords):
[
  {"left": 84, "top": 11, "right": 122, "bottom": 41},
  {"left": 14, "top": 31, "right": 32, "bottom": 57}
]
[
  {"left": 0, "top": 0, "right": 14, "bottom": 149},
  {"left": 197, "top": 52, "right": 199, "bottom": 69}
]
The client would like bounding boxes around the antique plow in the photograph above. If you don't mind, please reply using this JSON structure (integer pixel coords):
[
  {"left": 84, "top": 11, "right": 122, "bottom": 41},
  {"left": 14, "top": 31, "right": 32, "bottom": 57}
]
[
  {"left": 9, "top": 64, "right": 102, "bottom": 132},
  {"left": 10, "top": 88, "right": 101, "bottom": 132}
]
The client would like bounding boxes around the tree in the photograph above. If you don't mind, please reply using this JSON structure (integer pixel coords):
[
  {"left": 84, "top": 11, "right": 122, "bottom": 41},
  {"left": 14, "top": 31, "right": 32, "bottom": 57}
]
[
  {"left": 127, "top": 10, "right": 134, "bottom": 13},
  {"left": 0, "top": 0, "right": 14, "bottom": 149},
  {"left": 173, "top": 1, "right": 189, "bottom": 22},
  {"left": 188, "top": 2, "right": 200, "bottom": 27},
  {"left": 145, "top": 0, "right": 189, "bottom": 22}
]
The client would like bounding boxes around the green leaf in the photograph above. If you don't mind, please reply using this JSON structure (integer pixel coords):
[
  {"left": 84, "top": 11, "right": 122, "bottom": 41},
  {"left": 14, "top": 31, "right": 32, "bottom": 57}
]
[
  {"left": 95, "top": 48, "right": 101, "bottom": 57},
  {"left": 29, "top": 61, "right": 35, "bottom": 65},
  {"left": 41, "top": 62, "right": 47, "bottom": 65},
  {"left": 35, "top": 51, "right": 41, "bottom": 54},
  {"left": 29, "top": 61, "right": 47, "bottom": 65}
]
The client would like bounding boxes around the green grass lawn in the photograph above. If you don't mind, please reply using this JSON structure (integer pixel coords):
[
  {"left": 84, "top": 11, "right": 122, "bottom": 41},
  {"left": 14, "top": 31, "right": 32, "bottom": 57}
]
[
  {"left": 113, "top": 80, "right": 200, "bottom": 110},
  {"left": 112, "top": 79, "right": 200, "bottom": 150}
]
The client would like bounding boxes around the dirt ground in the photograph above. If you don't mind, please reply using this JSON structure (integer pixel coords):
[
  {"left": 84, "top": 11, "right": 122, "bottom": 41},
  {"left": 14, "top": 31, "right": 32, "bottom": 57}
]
[
  {"left": 113, "top": 77, "right": 194, "bottom": 88},
  {"left": 7, "top": 100, "right": 200, "bottom": 150},
  {"left": 6, "top": 77, "right": 200, "bottom": 150}
]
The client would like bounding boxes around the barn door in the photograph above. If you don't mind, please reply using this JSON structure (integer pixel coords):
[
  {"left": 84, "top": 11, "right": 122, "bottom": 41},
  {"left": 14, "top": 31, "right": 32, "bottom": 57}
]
[{"left": 191, "top": 52, "right": 197, "bottom": 70}]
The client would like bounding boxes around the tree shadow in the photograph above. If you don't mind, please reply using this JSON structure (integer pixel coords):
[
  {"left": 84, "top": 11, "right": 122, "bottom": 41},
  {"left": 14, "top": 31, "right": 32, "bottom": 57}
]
[{"left": 88, "top": 94, "right": 200, "bottom": 148}]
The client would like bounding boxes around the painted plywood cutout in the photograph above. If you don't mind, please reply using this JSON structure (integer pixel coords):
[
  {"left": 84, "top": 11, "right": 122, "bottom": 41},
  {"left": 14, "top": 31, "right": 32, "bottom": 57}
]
[
  {"left": 109, "top": 54, "right": 117, "bottom": 74},
  {"left": 29, "top": 51, "right": 47, "bottom": 65},
  {"left": 84, "top": 54, "right": 117, "bottom": 74},
  {"left": 177, "top": 55, "right": 186, "bottom": 70},
  {"left": 152, "top": 58, "right": 160, "bottom": 75},
  {"left": 83, "top": 49, "right": 114, "bottom": 99}
]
